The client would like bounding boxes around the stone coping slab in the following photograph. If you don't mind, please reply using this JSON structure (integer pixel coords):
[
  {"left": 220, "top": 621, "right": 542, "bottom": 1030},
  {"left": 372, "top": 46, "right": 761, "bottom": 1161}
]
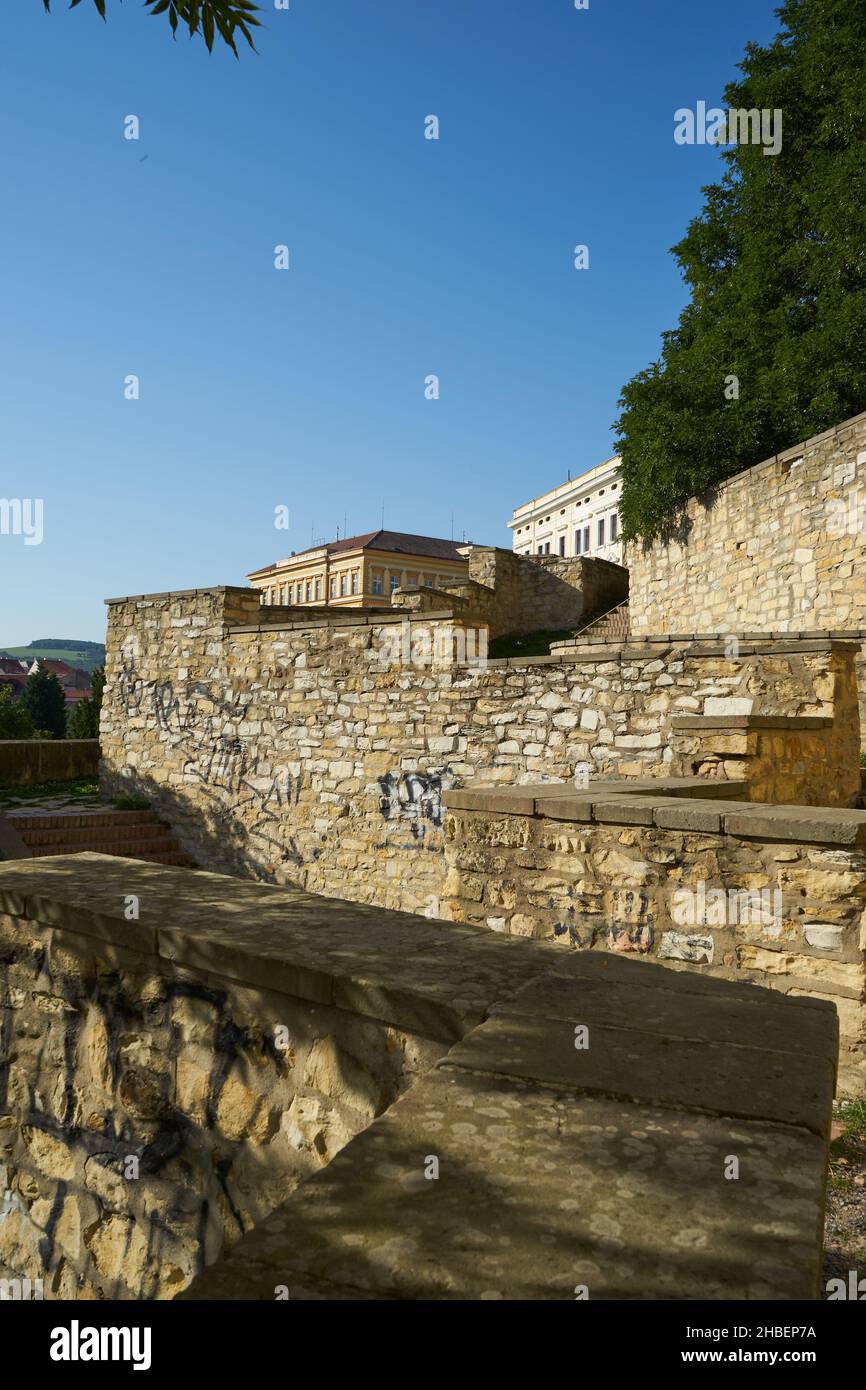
[
  {"left": 0, "top": 854, "right": 566, "bottom": 1043},
  {"left": 182, "top": 949, "right": 835, "bottom": 1301},
  {"left": 444, "top": 777, "right": 749, "bottom": 817},
  {"left": 549, "top": 636, "right": 862, "bottom": 660},
  {"left": 671, "top": 715, "right": 832, "bottom": 730},
  {"left": 445, "top": 785, "right": 866, "bottom": 845},
  {"left": 0, "top": 853, "right": 835, "bottom": 1300},
  {"left": 181, "top": 1071, "right": 828, "bottom": 1301}
]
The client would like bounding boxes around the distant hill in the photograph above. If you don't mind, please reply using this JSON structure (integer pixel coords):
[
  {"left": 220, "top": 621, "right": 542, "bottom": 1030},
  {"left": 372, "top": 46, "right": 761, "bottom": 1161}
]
[{"left": 0, "top": 639, "right": 106, "bottom": 673}]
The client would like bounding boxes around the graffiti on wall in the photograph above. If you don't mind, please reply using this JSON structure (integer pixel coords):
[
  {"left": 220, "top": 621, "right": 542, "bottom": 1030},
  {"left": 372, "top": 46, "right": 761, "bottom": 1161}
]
[
  {"left": 377, "top": 767, "right": 456, "bottom": 840},
  {"left": 114, "top": 647, "right": 305, "bottom": 873}
]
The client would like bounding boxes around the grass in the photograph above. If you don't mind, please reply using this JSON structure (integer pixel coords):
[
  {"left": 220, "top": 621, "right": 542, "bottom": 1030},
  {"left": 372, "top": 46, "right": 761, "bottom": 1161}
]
[
  {"left": 113, "top": 796, "right": 151, "bottom": 811},
  {"left": 828, "top": 1099, "right": 866, "bottom": 1193},
  {"left": 0, "top": 777, "right": 100, "bottom": 804},
  {"left": 488, "top": 629, "right": 574, "bottom": 659}
]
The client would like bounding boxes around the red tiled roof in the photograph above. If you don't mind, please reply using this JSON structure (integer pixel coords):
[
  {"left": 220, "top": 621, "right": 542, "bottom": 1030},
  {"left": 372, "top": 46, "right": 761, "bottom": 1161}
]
[{"left": 248, "top": 529, "right": 472, "bottom": 578}]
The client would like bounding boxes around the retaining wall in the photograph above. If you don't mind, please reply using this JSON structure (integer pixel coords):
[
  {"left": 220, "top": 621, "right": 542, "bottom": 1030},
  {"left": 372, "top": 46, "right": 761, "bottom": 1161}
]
[
  {"left": 442, "top": 783, "right": 866, "bottom": 1094},
  {"left": 0, "top": 854, "right": 835, "bottom": 1301}
]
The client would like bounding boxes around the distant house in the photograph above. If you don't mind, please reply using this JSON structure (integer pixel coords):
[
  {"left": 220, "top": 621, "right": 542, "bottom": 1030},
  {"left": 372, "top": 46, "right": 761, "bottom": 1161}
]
[
  {"left": 27, "top": 659, "right": 92, "bottom": 704},
  {"left": 0, "top": 658, "right": 28, "bottom": 701}
]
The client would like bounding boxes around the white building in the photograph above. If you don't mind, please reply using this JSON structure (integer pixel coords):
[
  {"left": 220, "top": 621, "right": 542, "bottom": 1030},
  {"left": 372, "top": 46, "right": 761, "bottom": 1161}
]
[{"left": 508, "top": 455, "right": 623, "bottom": 564}]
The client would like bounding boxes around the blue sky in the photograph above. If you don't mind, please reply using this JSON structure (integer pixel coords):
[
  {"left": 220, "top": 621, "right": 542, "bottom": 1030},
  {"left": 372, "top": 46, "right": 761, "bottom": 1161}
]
[{"left": 0, "top": 0, "right": 782, "bottom": 644}]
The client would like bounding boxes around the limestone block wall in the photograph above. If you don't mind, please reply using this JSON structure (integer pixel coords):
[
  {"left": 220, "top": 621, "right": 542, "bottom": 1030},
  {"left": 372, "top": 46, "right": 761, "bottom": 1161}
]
[
  {"left": 0, "top": 858, "right": 453, "bottom": 1299},
  {"left": 99, "top": 588, "right": 859, "bottom": 917},
  {"left": 625, "top": 411, "right": 866, "bottom": 745},
  {"left": 444, "top": 546, "right": 628, "bottom": 638},
  {"left": 627, "top": 411, "right": 866, "bottom": 635},
  {"left": 442, "top": 787, "right": 866, "bottom": 1095}
]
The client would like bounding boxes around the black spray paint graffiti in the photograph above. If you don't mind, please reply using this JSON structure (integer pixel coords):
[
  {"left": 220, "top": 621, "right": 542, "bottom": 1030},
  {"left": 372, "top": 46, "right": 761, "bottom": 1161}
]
[
  {"left": 117, "top": 654, "right": 305, "bottom": 872},
  {"left": 377, "top": 768, "right": 456, "bottom": 840}
]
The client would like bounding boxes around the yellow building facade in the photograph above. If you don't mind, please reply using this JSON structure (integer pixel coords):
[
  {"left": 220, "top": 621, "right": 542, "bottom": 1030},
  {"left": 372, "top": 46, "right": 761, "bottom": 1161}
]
[{"left": 247, "top": 530, "right": 471, "bottom": 609}]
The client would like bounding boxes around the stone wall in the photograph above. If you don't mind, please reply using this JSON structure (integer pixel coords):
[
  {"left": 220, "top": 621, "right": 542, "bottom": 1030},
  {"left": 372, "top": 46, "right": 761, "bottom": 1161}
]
[
  {"left": 0, "top": 739, "right": 99, "bottom": 788},
  {"left": 0, "top": 856, "right": 456, "bottom": 1299},
  {"left": 627, "top": 410, "right": 866, "bottom": 636},
  {"left": 99, "top": 588, "right": 858, "bottom": 919},
  {"left": 0, "top": 855, "right": 837, "bottom": 1302},
  {"left": 438, "top": 546, "right": 628, "bottom": 638},
  {"left": 442, "top": 784, "right": 866, "bottom": 1095},
  {"left": 625, "top": 411, "right": 866, "bottom": 744}
]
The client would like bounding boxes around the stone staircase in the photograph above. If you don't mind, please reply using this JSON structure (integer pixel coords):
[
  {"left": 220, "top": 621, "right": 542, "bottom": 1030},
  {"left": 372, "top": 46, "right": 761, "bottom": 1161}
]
[
  {"left": 5, "top": 808, "right": 194, "bottom": 866},
  {"left": 575, "top": 600, "right": 631, "bottom": 640}
]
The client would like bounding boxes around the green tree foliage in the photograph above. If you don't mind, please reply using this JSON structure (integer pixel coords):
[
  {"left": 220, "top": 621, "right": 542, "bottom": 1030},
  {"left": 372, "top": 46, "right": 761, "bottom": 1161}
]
[
  {"left": 22, "top": 669, "right": 67, "bottom": 740},
  {"left": 0, "top": 687, "right": 35, "bottom": 740},
  {"left": 67, "top": 667, "right": 105, "bottom": 740},
  {"left": 616, "top": 0, "right": 866, "bottom": 542},
  {"left": 41, "top": 0, "right": 261, "bottom": 55}
]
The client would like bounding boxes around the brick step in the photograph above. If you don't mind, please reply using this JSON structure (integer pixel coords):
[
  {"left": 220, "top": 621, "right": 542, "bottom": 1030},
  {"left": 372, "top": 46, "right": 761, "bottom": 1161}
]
[
  {"left": 27, "top": 845, "right": 195, "bottom": 867},
  {"left": 5, "top": 807, "right": 194, "bottom": 869},
  {"left": 8, "top": 810, "right": 161, "bottom": 831},
  {"left": 19, "top": 822, "right": 174, "bottom": 848},
  {"left": 26, "top": 834, "right": 180, "bottom": 856},
  {"left": 575, "top": 602, "right": 631, "bottom": 640}
]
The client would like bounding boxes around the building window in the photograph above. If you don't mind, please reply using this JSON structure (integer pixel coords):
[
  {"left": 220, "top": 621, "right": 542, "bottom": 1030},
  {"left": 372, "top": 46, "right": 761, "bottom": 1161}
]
[
  {"left": 574, "top": 530, "right": 581, "bottom": 555},
  {"left": 329, "top": 577, "right": 337, "bottom": 598},
  {"left": 558, "top": 536, "right": 565, "bottom": 557},
  {"left": 305, "top": 581, "right": 312, "bottom": 602},
  {"left": 340, "top": 574, "right": 347, "bottom": 596},
  {"left": 390, "top": 575, "right": 399, "bottom": 592},
  {"left": 372, "top": 573, "right": 383, "bottom": 595},
  {"left": 425, "top": 578, "right": 433, "bottom": 587},
  {"left": 583, "top": 526, "right": 590, "bottom": 552},
  {"left": 610, "top": 512, "right": 618, "bottom": 541},
  {"left": 314, "top": 579, "right": 321, "bottom": 600},
  {"left": 545, "top": 542, "right": 551, "bottom": 554},
  {"left": 537, "top": 545, "right": 543, "bottom": 555},
  {"left": 350, "top": 571, "right": 358, "bottom": 594},
  {"left": 598, "top": 518, "right": 605, "bottom": 547}
]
